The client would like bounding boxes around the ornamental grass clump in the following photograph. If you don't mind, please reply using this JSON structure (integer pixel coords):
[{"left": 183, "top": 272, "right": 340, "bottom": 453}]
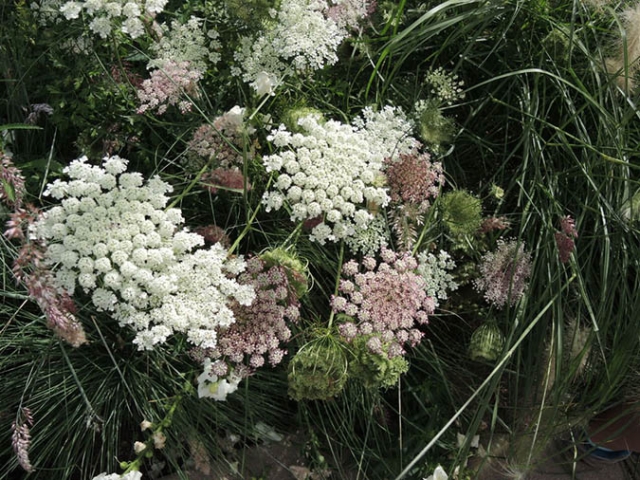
[{"left": 35, "top": 155, "right": 255, "bottom": 350}]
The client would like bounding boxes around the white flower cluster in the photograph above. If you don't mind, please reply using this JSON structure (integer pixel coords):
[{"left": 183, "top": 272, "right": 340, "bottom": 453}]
[
  {"left": 233, "top": 0, "right": 347, "bottom": 95},
  {"left": 416, "top": 250, "right": 458, "bottom": 306},
  {"left": 148, "top": 16, "right": 221, "bottom": 72},
  {"left": 262, "top": 114, "right": 388, "bottom": 244},
  {"left": 263, "top": 115, "right": 389, "bottom": 244},
  {"left": 92, "top": 472, "right": 142, "bottom": 480},
  {"left": 344, "top": 213, "right": 389, "bottom": 256},
  {"left": 352, "top": 105, "right": 419, "bottom": 160},
  {"left": 197, "top": 358, "right": 242, "bottom": 401},
  {"left": 424, "top": 67, "right": 465, "bottom": 105},
  {"left": 58, "top": 0, "right": 169, "bottom": 39},
  {"left": 36, "top": 156, "right": 255, "bottom": 350},
  {"left": 30, "top": 0, "right": 65, "bottom": 25}
]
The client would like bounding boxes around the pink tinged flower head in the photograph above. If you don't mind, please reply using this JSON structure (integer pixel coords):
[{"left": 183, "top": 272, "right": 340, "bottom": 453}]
[
  {"left": 11, "top": 408, "right": 34, "bottom": 473},
  {"left": 137, "top": 60, "right": 202, "bottom": 115},
  {"left": 384, "top": 153, "right": 444, "bottom": 212},
  {"left": 0, "top": 153, "right": 26, "bottom": 209},
  {"left": 474, "top": 239, "right": 532, "bottom": 308},
  {"left": 334, "top": 251, "right": 431, "bottom": 356},
  {"left": 201, "top": 168, "right": 250, "bottom": 194},
  {"left": 555, "top": 215, "right": 578, "bottom": 264},
  {"left": 325, "top": 0, "right": 376, "bottom": 30},
  {"left": 211, "top": 259, "right": 300, "bottom": 370},
  {"left": 188, "top": 117, "right": 247, "bottom": 168}
]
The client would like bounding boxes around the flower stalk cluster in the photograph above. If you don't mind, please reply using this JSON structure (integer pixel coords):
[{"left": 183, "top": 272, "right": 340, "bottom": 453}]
[
  {"left": 555, "top": 215, "right": 578, "bottom": 263},
  {"left": 11, "top": 407, "right": 34, "bottom": 473},
  {"left": 1, "top": 156, "right": 87, "bottom": 347}
]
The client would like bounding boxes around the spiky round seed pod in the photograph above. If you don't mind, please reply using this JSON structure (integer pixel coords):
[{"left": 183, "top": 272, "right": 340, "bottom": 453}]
[
  {"left": 440, "top": 190, "right": 483, "bottom": 236},
  {"left": 469, "top": 320, "right": 505, "bottom": 363},
  {"left": 288, "top": 331, "right": 349, "bottom": 401}
]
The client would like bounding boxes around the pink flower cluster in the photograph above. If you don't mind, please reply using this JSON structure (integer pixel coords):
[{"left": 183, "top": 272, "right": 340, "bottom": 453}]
[
  {"left": 11, "top": 407, "right": 34, "bottom": 473},
  {"left": 6, "top": 206, "right": 87, "bottom": 347},
  {"left": 187, "top": 109, "right": 251, "bottom": 168},
  {"left": 206, "top": 255, "right": 301, "bottom": 373},
  {"left": 555, "top": 215, "right": 578, "bottom": 264},
  {"left": 1, "top": 157, "right": 86, "bottom": 347},
  {"left": 475, "top": 239, "right": 532, "bottom": 308},
  {"left": 137, "top": 60, "right": 202, "bottom": 115},
  {"left": 325, "top": 0, "right": 377, "bottom": 30},
  {"left": 332, "top": 248, "right": 435, "bottom": 358},
  {"left": 0, "top": 153, "right": 26, "bottom": 208},
  {"left": 385, "top": 152, "right": 444, "bottom": 212},
  {"left": 201, "top": 167, "right": 251, "bottom": 194}
]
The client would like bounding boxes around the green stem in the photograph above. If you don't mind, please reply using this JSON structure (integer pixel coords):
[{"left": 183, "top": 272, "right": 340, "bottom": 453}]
[
  {"left": 228, "top": 175, "right": 273, "bottom": 255},
  {"left": 166, "top": 161, "right": 211, "bottom": 210},
  {"left": 326, "top": 241, "right": 345, "bottom": 331}
]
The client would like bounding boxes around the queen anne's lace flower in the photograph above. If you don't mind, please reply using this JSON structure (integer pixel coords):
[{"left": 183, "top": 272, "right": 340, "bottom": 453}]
[
  {"left": 148, "top": 16, "right": 220, "bottom": 72},
  {"left": 352, "top": 105, "right": 419, "bottom": 160},
  {"left": 58, "top": 0, "right": 169, "bottom": 39},
  {"left": 331, "top": 248, "right": 434, "bottom": 357},
  {"left": 234, "top": 0, "right": 347, "bottom": 94},
  {"left": 262, "top": 114, "right": 389, "bottom": 244},
  {"left": 208, "top": 254, "right": 302, "bottom": 370},
  {"left": 36, "top": 155, "right": 255, "bottom": 350},
  {"left": 325, "top": 0, "right": 375, "bottom": 30},
  {"left": 416, "top": 250, "right": 458, "bottom": 306},
  {"left": 91, "top": 472, "right": 143, "bottom": 480},
  {"left": 137, "top": 60, "right": 202, "bottom": 115},
  {"left": 474, "top": 239, "right": 532, "bottom": 308},
  {"left": 186, "top": 106, "right": 254, "bottom": 171},
  {"left": 197, "top": 358, "right": 243, "bottom": 401}
]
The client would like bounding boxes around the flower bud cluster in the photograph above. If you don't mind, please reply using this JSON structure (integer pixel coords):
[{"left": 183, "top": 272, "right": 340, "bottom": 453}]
[{"left": 36, "top": 155, "right": 255, "bottom": 350}]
